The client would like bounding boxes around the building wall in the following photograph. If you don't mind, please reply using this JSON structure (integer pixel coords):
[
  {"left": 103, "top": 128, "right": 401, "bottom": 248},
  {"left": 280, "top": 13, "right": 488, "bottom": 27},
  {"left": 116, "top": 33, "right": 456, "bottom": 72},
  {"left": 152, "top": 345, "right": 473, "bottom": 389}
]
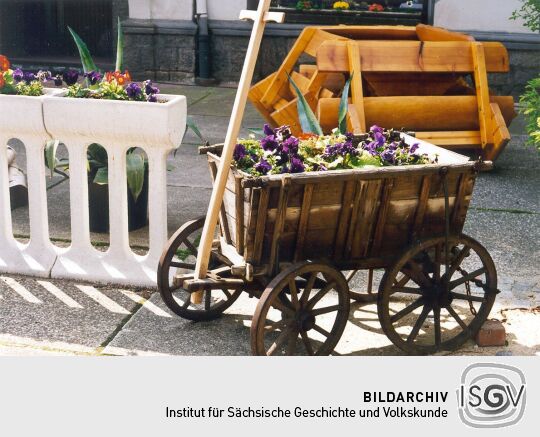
[
  {"left": 434, "top": 0, "right": 534, "bottom": 34},
  {"left": 120, "top": 0, "right": 539, "bottom": 97}
]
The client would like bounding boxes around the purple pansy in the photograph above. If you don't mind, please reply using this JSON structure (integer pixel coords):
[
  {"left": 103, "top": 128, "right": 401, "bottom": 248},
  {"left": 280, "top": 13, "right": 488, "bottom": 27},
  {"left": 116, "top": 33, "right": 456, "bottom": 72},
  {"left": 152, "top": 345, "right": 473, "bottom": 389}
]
[
  {"left": 255, "top": 159, "right": 272, "bottom": 175},
  {"left": 289, "top": 156, "right": 305, "bottom": 173},
  {"left": 281, "top": 136, "right": 299, "bottom": 155},
  {"left": 147, "top": 94, "right": 158, "bottom": 103},
  {"left": 261, "top": 135, "right": 278, "bottom": 152},
  {"left": 23, "top": 71, "right": 36, "bottom": 84},
  {"left": 144, "top": 80, "right": 160, "bottom": 96},
  {"left": 370, "top": 125, "right": 383, "bottom": 135},
  {"left": 263, "top": 124, "right": 274, "bottom": 136},
  {"left": 62, "top": 69, "right": 79, "bottom": 86},
  {"left": 410, "top": 142, "right": 420, "bottom": 154},
  {"left": 85, "top": 71, "right": 102, "bottom": 86},
  {"left": 126, "top": 82, "right": 142, "bottom": 99},
  {"left": 274, "top": 125, "right": 292, "bottom": 142},
  {"left": 12, "top": 68, "right": 24, "bottom": 83},
  {"left": 233, "top": 143, "right": 247, "bottom": 162},
  {"left": 381, "top": 148, "right": 396, "bottom": 164}
]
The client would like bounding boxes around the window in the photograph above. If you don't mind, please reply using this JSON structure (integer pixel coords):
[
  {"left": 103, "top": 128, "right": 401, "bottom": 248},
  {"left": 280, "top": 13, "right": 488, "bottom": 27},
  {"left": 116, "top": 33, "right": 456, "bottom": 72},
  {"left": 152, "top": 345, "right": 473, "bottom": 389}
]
[
  {"left": 0, "top": 0, "right": 113, "bottom": 61},
  {"left": 270, "top": 0, "right": 429, "bottom": 25}
]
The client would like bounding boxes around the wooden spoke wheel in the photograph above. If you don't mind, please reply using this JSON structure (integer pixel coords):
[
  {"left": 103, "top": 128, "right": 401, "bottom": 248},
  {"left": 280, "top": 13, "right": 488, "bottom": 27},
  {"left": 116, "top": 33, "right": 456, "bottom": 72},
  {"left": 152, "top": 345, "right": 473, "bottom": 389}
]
[
  {"left": 378, "top": 234, "right": 497, "bottom": 355},
  {"left": 251, "top": 262, "right": 350, "bottom": 356},
  {"left": 157, "top": 217, "right": 242, "bottom": 321}
]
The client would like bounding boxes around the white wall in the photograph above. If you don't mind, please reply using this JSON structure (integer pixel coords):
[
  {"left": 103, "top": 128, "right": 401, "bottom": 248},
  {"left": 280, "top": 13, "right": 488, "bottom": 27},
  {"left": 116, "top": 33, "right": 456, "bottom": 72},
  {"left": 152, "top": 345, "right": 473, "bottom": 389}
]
[
  {"left": 434, "top": 0, "right": 535, "bottom": 34},
  {"left": 128, "top": 0, "right": 193, "bottom": 20},
  {"left": 207, "top": 0, "right": 247, "bottom": 21}
]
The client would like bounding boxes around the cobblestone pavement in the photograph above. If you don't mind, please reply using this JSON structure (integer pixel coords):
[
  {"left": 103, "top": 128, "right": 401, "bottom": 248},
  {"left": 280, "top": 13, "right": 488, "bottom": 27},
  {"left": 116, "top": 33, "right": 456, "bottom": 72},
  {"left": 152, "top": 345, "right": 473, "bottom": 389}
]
[{"left": 2, "top": 85, "right": 539, "bottom": 356}]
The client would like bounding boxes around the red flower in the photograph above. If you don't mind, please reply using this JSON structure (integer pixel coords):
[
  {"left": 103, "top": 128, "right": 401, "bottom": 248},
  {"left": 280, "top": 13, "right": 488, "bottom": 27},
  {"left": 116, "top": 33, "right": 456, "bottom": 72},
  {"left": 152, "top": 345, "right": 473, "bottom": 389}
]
[
  {"left": 0, "top": 55, "right": 10, "bottom": 72},
  {"left": 0, "top": 73, "right": 5, "bottom": 89},
  {"left": 368, "top": 3, "right": 384, "bottom": 11},
  {"left": 105, "top": 70, "right": 131, "bottom": 85}
]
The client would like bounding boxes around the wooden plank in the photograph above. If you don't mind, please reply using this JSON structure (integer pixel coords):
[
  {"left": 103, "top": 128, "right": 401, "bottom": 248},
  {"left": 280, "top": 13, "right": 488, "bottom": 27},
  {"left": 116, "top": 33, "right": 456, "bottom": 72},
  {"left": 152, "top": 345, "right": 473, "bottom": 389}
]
[
  {"left": 294, "top": 184, "right": 314, "bottom": 262},
  {"left": 471, "top": 42, "right": 494, "bottom": 151},
  {"left": 248, "top": 72, "right": 279, "bottom": 126},
  {"left": 334, "top": 180, "right": 356, "bottom": 260},
  {"left": 208, "top": 160, "right": 232, "bottom": 244},
  {"left": 252, "top": 187, "right": 270, "bottom": 265},
  {"left": 319, "top": 25, "right": 418, "bottom": 41},
  {"left": 363, "top": 72, "right": 461, "bottom": 97},
  {"left": 370, "top": 179, "right": 394, "bottom": 256},
  {"left": 261, "top": 27, "right": 318, "bottom": 110},
  {"left": 352, "top": 180, "right": 382, "bottom": 258},
  {"left": 347, "top": 41, "right": 366, "bottom": 133},
  {"left": 415, "top": 131, "right": 481, "bottom": 146},
  {"left": 317, "top": 40, "right": 509, "bottom": 73},
  {"left": 235, "top": 176, "right": 245, "bottom": 255},
  {"left": 416, "top": 24, "right": 475, "bottom": 42},
  {"left": 485, "top": 102, "right": 511, "bottom": 161},
  {"left": 268, "top": 178, "right": 290, "bottom": 275},
  {"left": 299, "top": 64, "right": 316, "bottom": 78},
  {"left": 411, "top": 175, "right": 431, "bottom": 242},
  {"left": 345, "top": 180, "right": 366, "bottom": 258},
  {"left": 304, "top": 28, "right": 346, "bottom": 57},
  {"left": 347, "top": 104, "right": 363, "bottom": 135},
  {"left": 451, "top": 174, "right": 469, "bottom": 227}
]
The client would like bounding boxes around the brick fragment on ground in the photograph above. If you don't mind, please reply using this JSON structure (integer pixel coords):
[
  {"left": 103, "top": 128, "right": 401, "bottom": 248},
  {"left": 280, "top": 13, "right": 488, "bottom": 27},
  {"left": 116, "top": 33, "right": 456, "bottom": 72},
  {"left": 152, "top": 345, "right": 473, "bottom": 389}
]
[{"left": 476, "top": 319, "right": 506, "bottom": 347}]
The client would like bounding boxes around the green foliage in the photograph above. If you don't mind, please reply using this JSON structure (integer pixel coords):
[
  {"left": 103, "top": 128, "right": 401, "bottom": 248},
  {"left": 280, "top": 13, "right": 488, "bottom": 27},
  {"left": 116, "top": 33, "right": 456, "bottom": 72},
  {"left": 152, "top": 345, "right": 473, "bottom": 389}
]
[
  {"left": 115, "top": 17, "right": 124, "bottom": 72},
  {"left": 338, "top": 74, "right": 353, "bottom": 134},
  {"left": 519, "top": 76, "right": 540, "bottom": 150},
  {"left": 510, "top": 0, "right": 540, "bottom": 32},
  {"left": 288, "top": 73, "right": 323, "bottom": 136},
  {"left": 68, "top": 27, "right": 98, "bottom": 76}
]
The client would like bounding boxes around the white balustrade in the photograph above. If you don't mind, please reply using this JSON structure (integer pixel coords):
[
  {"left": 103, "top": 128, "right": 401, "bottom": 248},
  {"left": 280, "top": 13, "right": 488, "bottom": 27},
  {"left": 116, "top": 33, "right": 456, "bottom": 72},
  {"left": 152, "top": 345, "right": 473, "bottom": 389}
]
[{"left": 0, "top": 92, "right": 187, "bottom": 287}]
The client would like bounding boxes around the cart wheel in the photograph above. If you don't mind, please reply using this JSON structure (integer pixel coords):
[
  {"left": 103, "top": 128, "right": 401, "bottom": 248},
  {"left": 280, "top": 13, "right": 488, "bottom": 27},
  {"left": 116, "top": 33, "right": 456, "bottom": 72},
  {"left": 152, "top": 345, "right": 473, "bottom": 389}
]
[
  {"left": 378, "top": 234, "right": 497, "bottom": 355},
  {"left": 157, "top": 217, "right": 242, "bottom": 321},
  {"left": 251, "top": 262, "right": 350, "bottom": 356}
]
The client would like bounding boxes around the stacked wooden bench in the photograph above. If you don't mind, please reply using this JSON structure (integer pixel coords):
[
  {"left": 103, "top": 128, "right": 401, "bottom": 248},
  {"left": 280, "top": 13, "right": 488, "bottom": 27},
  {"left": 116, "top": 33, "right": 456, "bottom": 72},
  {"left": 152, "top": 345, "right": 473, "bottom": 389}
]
[{"left": 249, "top": 24, "right": 515, "bottom": 161}]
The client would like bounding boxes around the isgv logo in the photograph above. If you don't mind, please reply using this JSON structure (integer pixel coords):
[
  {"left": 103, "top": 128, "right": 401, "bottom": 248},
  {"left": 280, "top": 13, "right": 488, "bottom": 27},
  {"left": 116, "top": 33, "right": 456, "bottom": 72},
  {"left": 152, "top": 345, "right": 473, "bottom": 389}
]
[{"left": 458, "top": 363, "right": 526, "bottom": 428}]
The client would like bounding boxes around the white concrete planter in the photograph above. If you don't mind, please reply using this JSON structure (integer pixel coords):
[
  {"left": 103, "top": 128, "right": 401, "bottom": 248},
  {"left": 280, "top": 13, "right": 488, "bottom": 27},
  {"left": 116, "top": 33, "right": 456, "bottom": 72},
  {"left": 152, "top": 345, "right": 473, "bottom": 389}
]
[
  {"left": 1, "top": 91, "right": 187, "bottom": 287},
  {"left": 0, "top": 89, "right": 63, "bottom": 277},
  {"left": 41, "top": 93, "right": 187, "bottom": 287}
]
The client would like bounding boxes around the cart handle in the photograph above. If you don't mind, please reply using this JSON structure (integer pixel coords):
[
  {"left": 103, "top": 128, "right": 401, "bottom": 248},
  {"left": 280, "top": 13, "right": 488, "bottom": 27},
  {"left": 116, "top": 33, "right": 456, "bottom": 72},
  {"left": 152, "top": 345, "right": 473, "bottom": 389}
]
[{"left": 193, "top": 0, "right": 285, "bottom": 291}]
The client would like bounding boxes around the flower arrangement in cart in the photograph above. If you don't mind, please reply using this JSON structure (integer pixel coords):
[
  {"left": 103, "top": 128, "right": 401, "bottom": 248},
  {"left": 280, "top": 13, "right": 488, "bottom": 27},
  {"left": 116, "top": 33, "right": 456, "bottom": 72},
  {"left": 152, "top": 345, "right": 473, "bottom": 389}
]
[{"left": 234, "top": 74, "right": 436, "bottom": 176}]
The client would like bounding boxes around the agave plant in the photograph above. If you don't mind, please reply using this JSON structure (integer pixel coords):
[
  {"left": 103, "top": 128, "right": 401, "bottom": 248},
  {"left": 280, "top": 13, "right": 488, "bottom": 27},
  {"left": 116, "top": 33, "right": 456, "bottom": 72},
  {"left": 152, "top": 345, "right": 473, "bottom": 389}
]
[{"left": 288, "top": 72, "right": 353, "bottom": 135}]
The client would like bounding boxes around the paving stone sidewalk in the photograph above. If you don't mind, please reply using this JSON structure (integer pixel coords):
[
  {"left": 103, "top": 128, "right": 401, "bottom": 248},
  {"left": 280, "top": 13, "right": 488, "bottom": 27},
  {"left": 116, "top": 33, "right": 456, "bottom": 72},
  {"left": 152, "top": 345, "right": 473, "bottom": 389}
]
[{"left": 2, "top": 84, "right": 539, "bottom": 356}]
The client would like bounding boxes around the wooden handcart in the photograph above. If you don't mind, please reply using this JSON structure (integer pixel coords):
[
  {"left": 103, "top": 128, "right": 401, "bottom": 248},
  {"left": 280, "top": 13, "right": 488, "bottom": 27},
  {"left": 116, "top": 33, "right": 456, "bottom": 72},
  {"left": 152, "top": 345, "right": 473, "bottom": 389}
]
[
  {"left": 157, "top": 2, "right": 499, "bottom": 355},
  {"left": 158, "top": 135, "right": 499, "bottom": 355}
]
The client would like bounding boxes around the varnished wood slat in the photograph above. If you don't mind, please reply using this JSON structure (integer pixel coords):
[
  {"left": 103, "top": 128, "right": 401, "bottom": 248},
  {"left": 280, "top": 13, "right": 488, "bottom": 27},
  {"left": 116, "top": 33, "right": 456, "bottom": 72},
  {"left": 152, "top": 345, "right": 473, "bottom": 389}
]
[
  {"left": 235, "top": 176, "right": 245, "bottom": 255},
  {"left": 294, "top": 184, "right": 314, "bottom": 262},
  {"left": 471, "top": 42, "right": 494, "bottom": 150},
  {"left": 451, "top": 173, "right": 470, "bottom": 229},
  {"left": 248, "top": 72, "right": 279, "bottom": 127},
  {"left": 252, "top": 187, "right": 270, "bottom": 265},
  {"left": 261, "top": 27, "right": 318, "bottom": 109},
  {"left": 317, "top": 40, "right": 509, "bottom": 73},
  {"left": 208, "top": 159, "right": 232, "bottom": 244},
  {"left": 345, "top": 180, "right": 367, "bottom": 258},
  {"left": 485, "top": 102, "right": 511, "bottom": 161},
  {"left": 411, "top": 175, "right": 432, "bottom": 242},
  {"left": 353, "top": 181, "right": 382, "bottom": 258},
  {"left": 269, "top": 178, "right": 291, "bottom": 275},
  {"left": 347, "top": 41, "right": 367, "bottom": 133},
  {"left": 317, "top": 96, "right": 516, "bottom": 134},
  {"left": 370, "top": 179, "right": 394, "bottom": 256},
  {"left": 334, "top": 180, "right": 356, "bottom": 260},
  {"left": 416, "top": 24, "right": 475, "bottom": 42}
]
